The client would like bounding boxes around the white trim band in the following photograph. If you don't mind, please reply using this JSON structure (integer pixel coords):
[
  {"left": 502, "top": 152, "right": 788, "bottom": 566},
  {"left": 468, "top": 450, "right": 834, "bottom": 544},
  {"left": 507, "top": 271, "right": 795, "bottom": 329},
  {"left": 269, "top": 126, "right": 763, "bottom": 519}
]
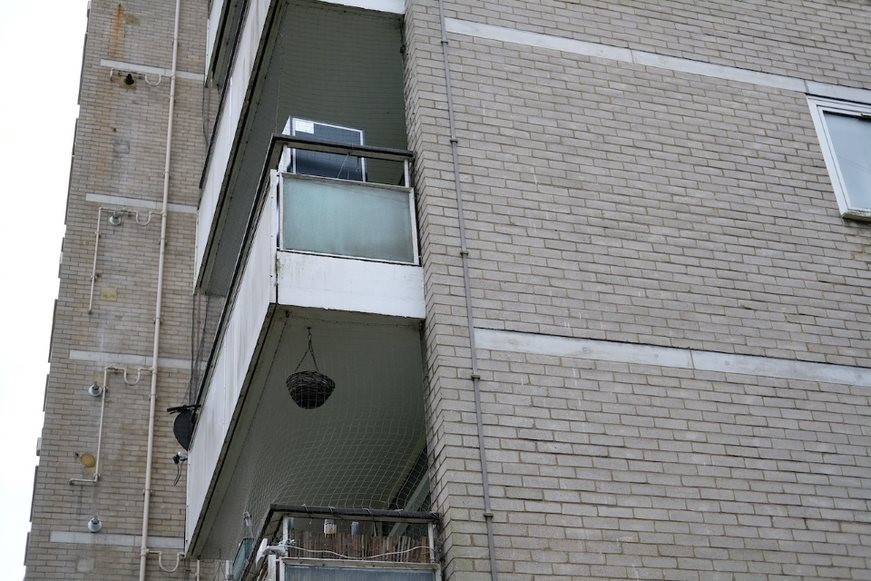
[
  {"left": 86, "top": 193, "right": 198, "bottom": 215},
  {"left": 100, "top": 58, "right": 205, "bottom": 82},
  {"left": 476, "top": 328, "right": 871, "bottom": 387},
  {"left": 69, "top": 350, "right": 192, "bottom": 371},
  {"left": 317, "top": 0, "right": 404, "bottom": 13},
  {"left": 50, "top": 531, "right": 184, "bottom": 550},
  {"left": 445, "top": 19, "right": 871, "bottom": 103}
]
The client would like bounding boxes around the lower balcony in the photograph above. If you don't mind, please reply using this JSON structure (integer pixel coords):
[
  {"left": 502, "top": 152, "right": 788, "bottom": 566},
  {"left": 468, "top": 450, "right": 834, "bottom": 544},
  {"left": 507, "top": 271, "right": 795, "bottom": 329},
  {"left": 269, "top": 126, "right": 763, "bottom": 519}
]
[
  {"left": 186, "top": 142, "right": 427, "bottom": 564},
  {"left": 235, "top": 507, "right": 440, "bottom": 580}
]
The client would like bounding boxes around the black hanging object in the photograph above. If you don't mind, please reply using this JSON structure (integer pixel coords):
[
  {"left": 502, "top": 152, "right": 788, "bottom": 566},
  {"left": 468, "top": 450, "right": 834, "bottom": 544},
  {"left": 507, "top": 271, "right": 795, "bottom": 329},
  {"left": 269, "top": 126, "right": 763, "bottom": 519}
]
[
  {"left": 167, "top": 404, "right": 201, "bottom": 451},
  {"left": 286, "top": 327, "right": 335, "bottom": 409}
]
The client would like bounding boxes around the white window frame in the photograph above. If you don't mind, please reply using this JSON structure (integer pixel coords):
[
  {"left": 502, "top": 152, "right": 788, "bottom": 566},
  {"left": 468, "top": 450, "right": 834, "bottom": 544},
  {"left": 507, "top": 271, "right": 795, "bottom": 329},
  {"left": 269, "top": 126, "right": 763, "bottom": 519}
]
[{"left": 807, "top": 96, "right": 871, "bottom": 221}]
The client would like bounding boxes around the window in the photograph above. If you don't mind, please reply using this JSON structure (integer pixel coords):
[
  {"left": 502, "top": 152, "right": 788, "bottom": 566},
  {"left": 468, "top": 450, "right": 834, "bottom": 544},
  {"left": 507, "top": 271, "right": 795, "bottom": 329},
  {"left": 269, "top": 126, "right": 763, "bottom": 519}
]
[{"left": 808, "top": 96, "right": 871, "bottom": 220}]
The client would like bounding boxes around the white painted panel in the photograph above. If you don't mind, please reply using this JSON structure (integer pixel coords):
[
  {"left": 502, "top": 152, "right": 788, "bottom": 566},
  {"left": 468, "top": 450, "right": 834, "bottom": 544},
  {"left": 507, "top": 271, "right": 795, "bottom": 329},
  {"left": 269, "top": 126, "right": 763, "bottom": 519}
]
[
  {"left": 187, "top": 184, "right": 278, "bottom": 546},
  {"left": 196, "top": 0, "right": 271, "bottom": 283},
  {"left": 276, "top": 252, "right": 425, "bottom": 319},
  {"left": 318, "top": 0, "right": 404, "bottom": 13}
]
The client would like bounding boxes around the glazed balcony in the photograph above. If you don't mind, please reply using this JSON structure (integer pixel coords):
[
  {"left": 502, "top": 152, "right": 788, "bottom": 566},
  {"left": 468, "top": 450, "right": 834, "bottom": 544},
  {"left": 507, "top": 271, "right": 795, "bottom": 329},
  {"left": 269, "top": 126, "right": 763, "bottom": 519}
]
[
  {"left": 197, "top": 0, "right": 407, "bottom": 295},
  {"left": 186, "top": 137, "right": 426, "bottom": 558}
]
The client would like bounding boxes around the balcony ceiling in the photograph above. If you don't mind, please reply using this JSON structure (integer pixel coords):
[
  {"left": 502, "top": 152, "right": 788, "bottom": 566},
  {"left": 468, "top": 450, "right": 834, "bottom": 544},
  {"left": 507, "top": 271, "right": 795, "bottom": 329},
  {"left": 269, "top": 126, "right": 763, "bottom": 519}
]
[
  {"left": 202, "top": 0, "right": 407, "bottom": 295},
  {"left": 194, "top": 307, "right": 426, "bottom": 558}
]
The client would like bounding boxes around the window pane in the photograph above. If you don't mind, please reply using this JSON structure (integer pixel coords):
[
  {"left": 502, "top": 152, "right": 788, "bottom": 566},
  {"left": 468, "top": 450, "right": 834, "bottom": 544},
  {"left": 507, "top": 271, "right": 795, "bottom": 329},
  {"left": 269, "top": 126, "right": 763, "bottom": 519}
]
[
  {"left": 283, "top": 177, "right": 415, "bottom": 263},
  {"left": 825, "top": 111, "right": 871, "bottom": 210}
]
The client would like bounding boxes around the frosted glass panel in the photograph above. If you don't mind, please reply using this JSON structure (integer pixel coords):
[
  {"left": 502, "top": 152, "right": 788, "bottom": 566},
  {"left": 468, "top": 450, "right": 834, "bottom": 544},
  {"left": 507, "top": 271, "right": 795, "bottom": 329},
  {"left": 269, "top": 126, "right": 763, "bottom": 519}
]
[
  {"left": 283, "top": 177, "right": 415, "bottom": 263},
  {"left": 825, "top": 112, "right": 871, "bottom": 209},
  {"left": 284, "top": 565, "right": 436, "bottom": 580}
]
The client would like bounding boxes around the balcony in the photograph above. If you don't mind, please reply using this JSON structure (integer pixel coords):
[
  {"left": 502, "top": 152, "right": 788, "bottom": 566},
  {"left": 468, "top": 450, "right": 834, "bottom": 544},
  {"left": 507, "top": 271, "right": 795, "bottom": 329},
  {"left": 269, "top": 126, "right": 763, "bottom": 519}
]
[
  {"left": 234, "top": 507, "right": 440, "bottom": 580},
  {"left": 197, "top": 0, "right": 407, "bottom": 295},
  {"left": 186, "top": 138, "right": 426, "bottom": 561}
]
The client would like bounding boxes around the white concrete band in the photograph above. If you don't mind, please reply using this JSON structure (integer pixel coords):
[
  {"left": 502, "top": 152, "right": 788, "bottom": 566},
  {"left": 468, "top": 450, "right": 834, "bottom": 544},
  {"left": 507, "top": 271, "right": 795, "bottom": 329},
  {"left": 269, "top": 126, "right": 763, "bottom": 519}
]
[
  {"left": 99, "top": 58, "right": 205, "bottom": 82},
  {"left": 445, "top": 19, "right": 871, "bottom": 103},
  {"left": 86, "top": 193, "right": 198, "bottom": 214},
  {"left": 69, "top": 349, "right": 192, "bottom": 371},
  {"left": 317, "top": 0, "right": 404, "bottom": 14},
  {"left": 476, "top": 328, "right": 871, "bottom": 387},
  {"left": 50, "top": 531, "right": 184, "bottom": 550}
]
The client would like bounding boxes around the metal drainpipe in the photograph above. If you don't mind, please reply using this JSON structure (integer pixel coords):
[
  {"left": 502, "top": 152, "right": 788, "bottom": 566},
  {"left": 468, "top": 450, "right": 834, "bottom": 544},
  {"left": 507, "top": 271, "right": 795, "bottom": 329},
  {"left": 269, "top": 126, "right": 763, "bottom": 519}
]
[
  {"left": 139, "top": 0, "right": 181, "bottom": 578},
  {"left": 435, "top": 1, "right": 499, "bottom": 579}
]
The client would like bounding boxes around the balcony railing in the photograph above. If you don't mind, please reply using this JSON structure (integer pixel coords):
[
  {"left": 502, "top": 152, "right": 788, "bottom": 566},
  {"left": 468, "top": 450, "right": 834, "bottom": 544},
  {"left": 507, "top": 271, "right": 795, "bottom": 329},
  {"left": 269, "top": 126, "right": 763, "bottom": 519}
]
[
  {"left": 237, "top": 506, "right": 440, "bottom": 581},
  {"left": 276, "top": 135, "right": 417, "bottom": 265}
]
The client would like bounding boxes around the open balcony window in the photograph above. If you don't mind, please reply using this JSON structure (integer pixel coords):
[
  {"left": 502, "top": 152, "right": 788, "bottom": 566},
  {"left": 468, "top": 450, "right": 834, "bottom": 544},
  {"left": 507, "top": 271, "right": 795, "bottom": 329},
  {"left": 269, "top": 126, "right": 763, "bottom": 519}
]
[{"left": 808, "top": 96, "right": 871, "bottom": 220}]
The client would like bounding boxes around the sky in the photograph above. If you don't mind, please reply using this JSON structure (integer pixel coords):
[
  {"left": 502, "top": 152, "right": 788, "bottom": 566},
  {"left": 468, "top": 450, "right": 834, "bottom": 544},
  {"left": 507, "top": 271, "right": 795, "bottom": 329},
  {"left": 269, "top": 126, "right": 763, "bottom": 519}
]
[{"left": 0, "top": 0, "right": 89, "bottom": 577}]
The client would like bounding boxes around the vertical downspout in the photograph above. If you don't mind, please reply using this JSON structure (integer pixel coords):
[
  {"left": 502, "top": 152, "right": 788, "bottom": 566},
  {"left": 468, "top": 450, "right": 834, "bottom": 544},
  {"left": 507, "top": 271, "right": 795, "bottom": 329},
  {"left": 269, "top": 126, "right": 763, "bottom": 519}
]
[
  {"left": 139, "top": 0, "right": 181, "bottom": 578},
  {"left": 435, "top": 1, "right": 499, "bottom": 579}
]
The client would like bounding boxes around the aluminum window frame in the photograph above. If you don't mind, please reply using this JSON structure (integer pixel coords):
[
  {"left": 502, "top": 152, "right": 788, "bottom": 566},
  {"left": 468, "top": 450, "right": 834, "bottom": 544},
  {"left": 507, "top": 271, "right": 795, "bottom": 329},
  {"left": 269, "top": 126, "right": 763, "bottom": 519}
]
[{"left": 807, "top": 96, "right": 871, "bottom": 221}]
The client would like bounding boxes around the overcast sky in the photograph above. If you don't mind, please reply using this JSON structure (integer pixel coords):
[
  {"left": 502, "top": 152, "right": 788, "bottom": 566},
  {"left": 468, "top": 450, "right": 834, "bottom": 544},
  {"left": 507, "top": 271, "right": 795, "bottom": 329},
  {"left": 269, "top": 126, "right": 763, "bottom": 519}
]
[{"left": 0, "top": 1, "right": 89, "bottom": 576}]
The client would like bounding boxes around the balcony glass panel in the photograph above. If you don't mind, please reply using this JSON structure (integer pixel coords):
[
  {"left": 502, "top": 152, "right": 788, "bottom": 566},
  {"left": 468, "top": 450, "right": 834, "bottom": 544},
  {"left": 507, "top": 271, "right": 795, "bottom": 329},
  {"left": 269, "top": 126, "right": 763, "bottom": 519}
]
[
  {"left": 282, "top": 175, "right": 416, "bottom": 264},
  {"left": 284, "top": 565, "right": 436, "bottom": 580}
]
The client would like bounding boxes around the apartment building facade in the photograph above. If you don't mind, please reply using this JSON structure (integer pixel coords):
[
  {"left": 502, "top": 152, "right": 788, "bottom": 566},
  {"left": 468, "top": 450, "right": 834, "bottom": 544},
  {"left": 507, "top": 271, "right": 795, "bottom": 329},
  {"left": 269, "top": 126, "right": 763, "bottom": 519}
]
[{"left": 27, "top": 0, "right": 871, "bottom": 579}]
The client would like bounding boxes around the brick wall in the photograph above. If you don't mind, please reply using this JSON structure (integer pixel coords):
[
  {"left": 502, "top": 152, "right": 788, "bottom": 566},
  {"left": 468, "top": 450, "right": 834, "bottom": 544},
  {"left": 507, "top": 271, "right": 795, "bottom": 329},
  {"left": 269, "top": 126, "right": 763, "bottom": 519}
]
[
  {"left": 441, "top": 0, "right": 871, "bottom": 89},
  {"left": 25, "top": 0, "right": 207, "bottom": 578},
  {"left": 448, "top": 36, "right": 871, "bottom": 366},
  {"left": 405, "top": 0, "right": 871, "bottom": 578},
  {"left": 474, "top": 348, "right": 871, "bottom": 579}
]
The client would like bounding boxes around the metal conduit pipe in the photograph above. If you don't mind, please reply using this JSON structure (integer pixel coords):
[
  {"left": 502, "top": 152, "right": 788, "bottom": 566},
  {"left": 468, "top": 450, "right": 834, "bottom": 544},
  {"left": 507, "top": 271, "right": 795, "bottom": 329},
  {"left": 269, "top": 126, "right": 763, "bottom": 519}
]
[
  {"left": 436, "top": 1, "right": 499, "bottom": 578},
  {"left": 139, "top": 0, "right": 182, "bottom": 578}
]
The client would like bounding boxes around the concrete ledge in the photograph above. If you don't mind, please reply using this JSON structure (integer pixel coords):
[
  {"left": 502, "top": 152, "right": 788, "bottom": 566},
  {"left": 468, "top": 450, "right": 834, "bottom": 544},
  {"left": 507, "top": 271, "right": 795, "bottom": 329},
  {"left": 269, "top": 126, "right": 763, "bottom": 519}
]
[
  {"left": 50, "top": 531, "right": 184, "bottom": 550},
  {"left": 476, "top": 328, "right": 871, "bottom": 387},
  {"left": 86, "top": 193, "right": 198, "bottom": 215},
  {"left": 317, "top": 0, "right": 403, "bottom": 14},
  {"left": 99, "top": 58, "right": 205, "bottom": 82},
  {"left": 446, "top": 18, "right": 871, "bottom": 103},
  {"left": 69, "top": 350, "right": 191, "bottom": 371}
]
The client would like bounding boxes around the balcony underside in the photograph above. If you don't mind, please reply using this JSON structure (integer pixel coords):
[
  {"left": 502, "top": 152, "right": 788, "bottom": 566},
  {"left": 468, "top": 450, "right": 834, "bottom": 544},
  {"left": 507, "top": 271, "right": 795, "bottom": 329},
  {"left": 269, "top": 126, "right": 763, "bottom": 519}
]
[{"left": 190, "top": 307, "right": 427, "bottom": 558}]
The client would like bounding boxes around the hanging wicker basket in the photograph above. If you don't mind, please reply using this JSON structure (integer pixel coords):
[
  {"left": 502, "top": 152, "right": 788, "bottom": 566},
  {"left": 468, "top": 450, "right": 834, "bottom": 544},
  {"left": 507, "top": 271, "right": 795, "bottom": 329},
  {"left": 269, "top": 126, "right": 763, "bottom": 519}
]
[
  {"left": 286, "top": 370, "right": 335, "bottom": 409},
  {"left": 286, "top": 327, "right": 335, "bottom": 409}
]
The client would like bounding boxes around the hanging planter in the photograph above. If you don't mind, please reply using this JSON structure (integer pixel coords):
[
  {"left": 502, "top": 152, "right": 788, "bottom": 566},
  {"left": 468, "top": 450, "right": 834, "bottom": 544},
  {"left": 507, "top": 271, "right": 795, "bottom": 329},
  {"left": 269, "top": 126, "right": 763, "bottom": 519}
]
[{"left": 286, "top": 327, "right": 335, "bottom": 409}]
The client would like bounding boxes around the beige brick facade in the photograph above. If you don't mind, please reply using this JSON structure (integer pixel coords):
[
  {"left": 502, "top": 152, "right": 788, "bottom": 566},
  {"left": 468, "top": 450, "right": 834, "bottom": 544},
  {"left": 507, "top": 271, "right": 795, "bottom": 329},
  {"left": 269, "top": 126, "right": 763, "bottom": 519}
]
[
  {"left": 406, "top": 0, "right": 871, "bottom": 578},
  {"left": 29, "top": 0, "right": 871, "bottom": 579},
  {"left": 26, "top": 0, "right": 207, "bottom": 578}
]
